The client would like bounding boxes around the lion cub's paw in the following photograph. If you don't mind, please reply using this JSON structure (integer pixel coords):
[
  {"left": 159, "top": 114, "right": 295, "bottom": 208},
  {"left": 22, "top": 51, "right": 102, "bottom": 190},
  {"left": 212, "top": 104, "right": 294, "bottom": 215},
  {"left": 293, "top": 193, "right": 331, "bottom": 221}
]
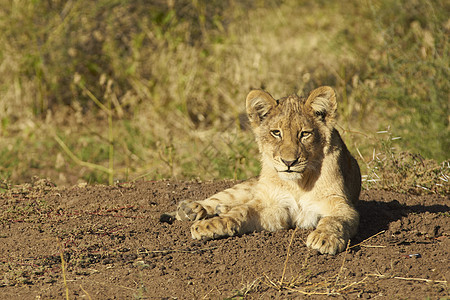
[
  {"left": 176, "top": 200, "right": 209, "bottom": 221},
  {"left": 191, "top": 217, "right": 238, "bottom": 240},
  {"left": 215, "top": 204, "right": 231, "bottom": 215},
  {"left": 306, "top": 229, "right": 347, "bottom": 255}
]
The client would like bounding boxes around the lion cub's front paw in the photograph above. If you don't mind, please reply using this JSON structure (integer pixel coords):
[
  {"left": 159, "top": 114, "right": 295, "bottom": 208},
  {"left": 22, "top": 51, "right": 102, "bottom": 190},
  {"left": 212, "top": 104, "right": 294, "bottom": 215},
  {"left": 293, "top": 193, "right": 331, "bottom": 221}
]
[
  {"left": 176, "top": 200, "right": 209, "bottom": 221},
  {"left": 306, "top": 229, "right": 347, "bottom": 255},
  {"left": 191, "top": 217, "right": 238, "bottom": 240}
]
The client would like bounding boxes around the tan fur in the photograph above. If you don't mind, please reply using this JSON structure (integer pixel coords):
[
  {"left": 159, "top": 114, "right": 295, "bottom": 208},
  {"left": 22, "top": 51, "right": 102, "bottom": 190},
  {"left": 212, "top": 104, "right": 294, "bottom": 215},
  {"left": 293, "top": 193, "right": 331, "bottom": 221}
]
[{"left": 173, "top": 86, "right": 361, "bottom": 255}]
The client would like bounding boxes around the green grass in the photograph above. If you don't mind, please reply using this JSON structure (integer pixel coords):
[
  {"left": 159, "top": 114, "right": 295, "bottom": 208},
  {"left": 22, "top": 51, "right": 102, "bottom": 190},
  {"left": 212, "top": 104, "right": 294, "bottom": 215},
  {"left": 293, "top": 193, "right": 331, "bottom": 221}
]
[{"left": 0, "top": 0, "right": 448, "bottom": 191}]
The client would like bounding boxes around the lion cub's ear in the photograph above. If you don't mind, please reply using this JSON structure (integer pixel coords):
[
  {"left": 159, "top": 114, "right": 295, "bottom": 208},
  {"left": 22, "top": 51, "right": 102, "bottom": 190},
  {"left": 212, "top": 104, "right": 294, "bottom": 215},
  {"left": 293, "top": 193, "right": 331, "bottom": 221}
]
[
  {"left": 305, "top": 86, "right": 337, "bottom": 125},
  {"left": 246, "top": 90, "right": 277, "bottom": 125}
]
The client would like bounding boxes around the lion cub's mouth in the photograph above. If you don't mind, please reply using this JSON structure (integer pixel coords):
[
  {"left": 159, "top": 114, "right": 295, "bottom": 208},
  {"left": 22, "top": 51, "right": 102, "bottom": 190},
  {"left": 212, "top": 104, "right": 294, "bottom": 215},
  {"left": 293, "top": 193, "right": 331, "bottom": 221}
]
[
  {"left": 279, "top": 169, "right": 302, "bottom": 174},
  {"left": 276, "top": 168, "right": 304, "bottom": 180}
]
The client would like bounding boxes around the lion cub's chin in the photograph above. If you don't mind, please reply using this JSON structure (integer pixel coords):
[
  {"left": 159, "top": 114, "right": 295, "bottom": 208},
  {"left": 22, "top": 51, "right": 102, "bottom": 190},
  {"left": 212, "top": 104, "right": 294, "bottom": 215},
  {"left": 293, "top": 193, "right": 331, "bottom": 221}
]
[{"left": 277, "top": 171, "right": 303, "bottom": 181}]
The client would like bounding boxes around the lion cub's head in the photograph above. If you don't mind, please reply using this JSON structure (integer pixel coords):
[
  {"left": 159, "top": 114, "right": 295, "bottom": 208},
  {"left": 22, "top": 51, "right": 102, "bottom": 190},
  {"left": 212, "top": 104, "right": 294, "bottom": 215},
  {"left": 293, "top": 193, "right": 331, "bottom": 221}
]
[{"left": 246, "top": 86, "right": 337, "bottom": 181}]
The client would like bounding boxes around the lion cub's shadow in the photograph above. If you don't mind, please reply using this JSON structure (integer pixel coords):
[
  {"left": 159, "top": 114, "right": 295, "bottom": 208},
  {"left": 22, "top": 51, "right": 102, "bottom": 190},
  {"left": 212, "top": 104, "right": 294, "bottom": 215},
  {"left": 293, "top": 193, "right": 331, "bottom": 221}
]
[{"left": 353, "top": 194, "right": 449, "bottom": 245}]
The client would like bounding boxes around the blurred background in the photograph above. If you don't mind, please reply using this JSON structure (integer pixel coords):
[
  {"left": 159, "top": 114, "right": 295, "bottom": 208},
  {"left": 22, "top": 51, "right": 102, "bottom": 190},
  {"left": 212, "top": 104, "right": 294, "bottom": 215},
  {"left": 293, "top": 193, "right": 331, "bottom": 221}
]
[{"left": 0, "top": 0, "right": 448, "bottom": 191}]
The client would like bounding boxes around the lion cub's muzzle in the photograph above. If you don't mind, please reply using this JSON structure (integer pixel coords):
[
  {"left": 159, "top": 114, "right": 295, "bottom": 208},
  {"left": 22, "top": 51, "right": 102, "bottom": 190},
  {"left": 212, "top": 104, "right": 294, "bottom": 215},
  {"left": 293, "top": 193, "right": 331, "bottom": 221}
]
[{"left": 276, "top": 156, "right": 306, "bottom": 174}]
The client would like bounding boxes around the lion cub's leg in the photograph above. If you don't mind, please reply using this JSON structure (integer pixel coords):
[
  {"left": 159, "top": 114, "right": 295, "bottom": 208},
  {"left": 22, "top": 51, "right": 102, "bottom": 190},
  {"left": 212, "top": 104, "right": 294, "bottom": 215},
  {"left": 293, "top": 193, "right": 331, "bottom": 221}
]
[
  {"left": 306, "top": 197, "right": 359, "bottom": 255},
  {"left": 190, "top": 205, "right": 252, "bottom": 239},
  {"left": 175, "top": 180, "right": 257, "bottom": 231}
]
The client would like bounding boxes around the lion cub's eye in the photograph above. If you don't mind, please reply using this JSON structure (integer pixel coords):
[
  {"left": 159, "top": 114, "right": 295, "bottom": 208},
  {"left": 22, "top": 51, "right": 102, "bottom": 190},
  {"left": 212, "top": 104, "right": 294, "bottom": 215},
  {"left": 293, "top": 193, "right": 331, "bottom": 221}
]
[
  {"left": 270, "top": 130, "right": 282, "bottom": 138},
  {"left": 300, "top": 131, "right": 312, "bottom": 139}
]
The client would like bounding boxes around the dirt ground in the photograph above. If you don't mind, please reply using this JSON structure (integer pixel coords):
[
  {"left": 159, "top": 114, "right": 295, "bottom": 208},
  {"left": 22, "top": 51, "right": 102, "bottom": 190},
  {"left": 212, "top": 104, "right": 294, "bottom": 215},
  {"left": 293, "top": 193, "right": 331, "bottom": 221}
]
[{"left": 0, "top": 179, "right": 448, "bottom": 299}]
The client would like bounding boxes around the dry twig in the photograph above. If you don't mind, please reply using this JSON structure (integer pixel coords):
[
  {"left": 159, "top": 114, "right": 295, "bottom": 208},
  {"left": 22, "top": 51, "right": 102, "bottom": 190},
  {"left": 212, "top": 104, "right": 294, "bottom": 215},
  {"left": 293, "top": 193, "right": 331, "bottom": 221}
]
[
  {"left": 367, "top": 274, "right": 447, "bottom": 284},
  {"left": 58, "top": 239, "right": 70, "bottom": 300},
  {"left": 279, "top": 227, "right": 298, "bottom": 288},
  {"left": 350, "top": 230, "right": 386, "bottom": 249}
]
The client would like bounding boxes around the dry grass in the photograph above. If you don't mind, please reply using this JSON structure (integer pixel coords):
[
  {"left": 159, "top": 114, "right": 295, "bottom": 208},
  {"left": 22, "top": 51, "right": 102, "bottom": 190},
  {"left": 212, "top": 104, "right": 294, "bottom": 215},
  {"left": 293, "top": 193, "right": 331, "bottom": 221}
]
[
  {"left": 0, "top": 0, "right": 448, "bottom": 188},
  {"left": 58, "top": 239, "right": 70, "bottom": 300},
  {"left": 262, "top": 230, "right": 369, "bottom": 296},
  {"left": 261, "top": 227, "right": 447, "bottom": 297},
  {"left": 359, "top": 129, "right": 450, "bottom": 195}
]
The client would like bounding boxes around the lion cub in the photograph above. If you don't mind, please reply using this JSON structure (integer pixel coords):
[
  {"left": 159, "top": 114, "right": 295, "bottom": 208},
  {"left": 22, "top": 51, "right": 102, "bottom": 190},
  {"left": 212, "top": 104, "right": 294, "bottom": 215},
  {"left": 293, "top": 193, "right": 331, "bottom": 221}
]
[{"left": 174, "top": 86, "right": 361, "bottom": 255}]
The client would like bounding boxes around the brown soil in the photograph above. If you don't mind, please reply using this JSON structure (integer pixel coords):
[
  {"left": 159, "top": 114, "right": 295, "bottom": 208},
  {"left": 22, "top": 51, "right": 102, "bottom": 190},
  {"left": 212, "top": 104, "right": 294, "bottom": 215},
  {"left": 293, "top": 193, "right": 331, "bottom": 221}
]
[{"left": 0, "top": 180, "right": 448, "bottom": 299}]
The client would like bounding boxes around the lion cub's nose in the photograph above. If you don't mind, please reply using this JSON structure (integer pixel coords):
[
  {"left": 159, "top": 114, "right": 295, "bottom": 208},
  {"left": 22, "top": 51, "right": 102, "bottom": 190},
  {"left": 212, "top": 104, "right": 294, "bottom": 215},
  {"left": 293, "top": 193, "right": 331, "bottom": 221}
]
[{"left": 281, "top": 158, "right": 298, "bottom": 167}]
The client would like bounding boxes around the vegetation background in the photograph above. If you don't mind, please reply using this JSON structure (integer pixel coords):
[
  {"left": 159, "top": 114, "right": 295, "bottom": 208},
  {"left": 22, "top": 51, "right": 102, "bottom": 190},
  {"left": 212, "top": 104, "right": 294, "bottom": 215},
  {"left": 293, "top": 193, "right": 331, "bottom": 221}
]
[{"left": 0, "top": 0, "right": 448, "bottom": 192}]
